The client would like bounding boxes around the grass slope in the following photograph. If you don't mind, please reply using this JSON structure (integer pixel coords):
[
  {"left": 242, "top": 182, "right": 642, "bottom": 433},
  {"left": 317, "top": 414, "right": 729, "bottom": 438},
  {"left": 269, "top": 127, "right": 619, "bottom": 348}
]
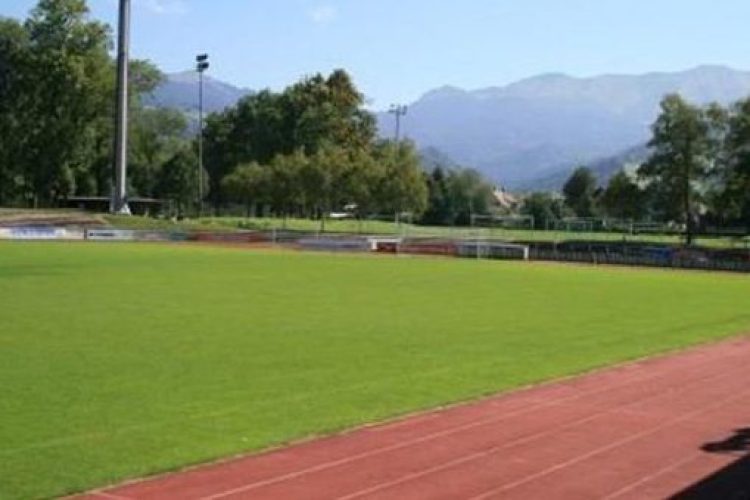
[{"left": 1, "top": 243, "right": 749, "bottom": 499}]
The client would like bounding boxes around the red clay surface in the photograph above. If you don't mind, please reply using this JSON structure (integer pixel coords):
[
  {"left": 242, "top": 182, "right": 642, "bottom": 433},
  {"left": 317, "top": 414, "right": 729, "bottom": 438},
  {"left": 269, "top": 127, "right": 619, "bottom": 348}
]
[{"left": 77, "top": 337, "right": 750, "bottom": 500}]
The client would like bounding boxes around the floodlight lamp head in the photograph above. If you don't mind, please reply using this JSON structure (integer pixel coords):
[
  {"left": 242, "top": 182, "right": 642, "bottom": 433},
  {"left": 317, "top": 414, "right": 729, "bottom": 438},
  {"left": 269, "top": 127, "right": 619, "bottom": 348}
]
[
  {"left": 389, "top": 104, "right": 407, "bottom": 115},
  {"left": 197, "top": 61, "right": 210, "bottom": 72},
  {"left": 196, "top": 54, "right": 209, "bottom": 62}
]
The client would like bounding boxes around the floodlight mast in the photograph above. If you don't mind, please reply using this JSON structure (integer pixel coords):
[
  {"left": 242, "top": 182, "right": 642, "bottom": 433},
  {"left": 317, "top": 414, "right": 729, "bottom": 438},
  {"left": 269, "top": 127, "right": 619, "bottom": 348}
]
[
  {"left": 389, "top": 104, "right": 408, "bottom": 142},
  {"left": 196, "top": 54, "right": 209, "bottom": 216},
  {"left": 112, "top": 0, "right": 131, "bottom": 214}
]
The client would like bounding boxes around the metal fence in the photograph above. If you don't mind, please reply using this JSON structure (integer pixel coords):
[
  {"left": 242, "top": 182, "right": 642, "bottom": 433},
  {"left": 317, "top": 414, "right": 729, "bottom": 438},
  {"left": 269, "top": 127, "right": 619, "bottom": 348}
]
[
  {"left": 3, "top": 226, "right": 748, "bottom": 273},
  {"left": 529, "top": 249, "right": 750, "bottom": 273}
]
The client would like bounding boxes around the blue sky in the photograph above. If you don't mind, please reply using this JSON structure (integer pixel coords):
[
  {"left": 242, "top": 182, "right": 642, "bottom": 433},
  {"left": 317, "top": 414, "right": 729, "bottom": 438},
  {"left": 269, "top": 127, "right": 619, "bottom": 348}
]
[{"left": 4, "top": 1, "right": 750, "bottom": 108}]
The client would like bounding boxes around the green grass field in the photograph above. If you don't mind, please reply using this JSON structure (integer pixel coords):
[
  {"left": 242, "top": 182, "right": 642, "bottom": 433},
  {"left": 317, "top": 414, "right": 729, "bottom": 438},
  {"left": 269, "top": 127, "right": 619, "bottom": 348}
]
[{"left": 1, "top": 242, "right": 749, "bottom": 499}]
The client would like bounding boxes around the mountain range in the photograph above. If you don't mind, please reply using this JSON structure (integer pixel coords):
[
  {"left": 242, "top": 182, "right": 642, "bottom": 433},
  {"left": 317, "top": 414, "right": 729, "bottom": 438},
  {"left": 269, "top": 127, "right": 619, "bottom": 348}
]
[
  {"left": 148, "top": 65, "right": 750, "bottom": 190},
  {"left": 520, "top": 144, "right": 650, "bottom": 191},
  {"left": 144, "top": 71, "right": 252, "bottom": 114},
  {"left": 377, "top": 65, "right": 750, "bottom": 188}
]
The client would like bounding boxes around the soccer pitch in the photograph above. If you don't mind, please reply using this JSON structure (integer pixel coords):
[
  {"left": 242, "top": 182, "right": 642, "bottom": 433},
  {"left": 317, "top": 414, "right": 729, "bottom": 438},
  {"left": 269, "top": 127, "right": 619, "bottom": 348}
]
[{"left": 1, "top": 243, "right": 749, "bottom": 499}]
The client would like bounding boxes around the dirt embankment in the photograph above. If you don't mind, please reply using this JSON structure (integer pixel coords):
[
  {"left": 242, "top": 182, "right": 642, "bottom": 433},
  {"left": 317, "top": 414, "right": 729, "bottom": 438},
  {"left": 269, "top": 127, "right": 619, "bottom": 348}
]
[{"left": 0, "top": 210, "right": 105, "bottom": 228}]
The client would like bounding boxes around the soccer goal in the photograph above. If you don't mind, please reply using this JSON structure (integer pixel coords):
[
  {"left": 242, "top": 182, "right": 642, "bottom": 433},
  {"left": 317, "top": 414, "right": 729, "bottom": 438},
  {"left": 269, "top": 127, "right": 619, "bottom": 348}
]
[
  {"left": 471, "top": 214, "right": 535, "bottom": 230},
  {"left": 470, "top": 215, "right": 535, "bottom": 241},
  {"left": 631, "top": 222, "right": 673, "bottom": 235},
  {"left": 456, "top": 239, "right": 530, "bottom": 261},
  {"left": 548, "top": 217, "right": 605, "bottom": 233}
]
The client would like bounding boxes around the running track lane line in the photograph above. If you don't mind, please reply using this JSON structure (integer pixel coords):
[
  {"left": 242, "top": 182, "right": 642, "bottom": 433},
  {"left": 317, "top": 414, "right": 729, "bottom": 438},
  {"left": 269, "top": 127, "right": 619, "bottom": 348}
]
[
  {"left": 331, "top": 359, "right": 750, "bottom": 500},
  {"left": 80, "top": 337, "right": 750, "bottom": 500},
  {"left": 604, "top": 448, "right": 748, "bottom": 499},
  {"left": 187, "top": 343, "right": 750, "bottom": 499},
  {"left": 191, "top": 345, "right": 743, "bottom": 500},
  {"left": 467, "top": 387, "right": 750, "bottom": 499},
  {"left": 602, "top": 453, "right": 712, "bottom": 500}
]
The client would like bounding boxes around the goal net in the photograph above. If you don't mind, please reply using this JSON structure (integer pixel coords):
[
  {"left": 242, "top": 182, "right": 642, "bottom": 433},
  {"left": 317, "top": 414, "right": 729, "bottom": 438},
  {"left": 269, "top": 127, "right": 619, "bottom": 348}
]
[{"left": 456, "top": 239, "right": 530, "bottom": 261}]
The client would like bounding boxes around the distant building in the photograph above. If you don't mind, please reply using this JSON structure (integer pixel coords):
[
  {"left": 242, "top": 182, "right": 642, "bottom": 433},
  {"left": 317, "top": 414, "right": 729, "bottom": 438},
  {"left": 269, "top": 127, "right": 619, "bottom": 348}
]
[{"left": 492, "top": 187, "right": 519, "bottom": 211}]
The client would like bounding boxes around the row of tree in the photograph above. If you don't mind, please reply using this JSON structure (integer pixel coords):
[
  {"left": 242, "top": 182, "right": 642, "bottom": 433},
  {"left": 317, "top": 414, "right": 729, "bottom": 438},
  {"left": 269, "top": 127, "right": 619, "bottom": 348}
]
[
  {"left": 10, "top": 1, "right": 747, "bottom": 241},
  {"left": 519, "top": 168, "right": 657, "bottom": 231},
  {"left": 422, "top": 167, "right": 496, "bottom": 226},
  {"left": 189, "top": 65, "right": 500, "bottom": 222},
  {"left": 1, "top": 0, "right": 495, "bottom": 223},
  {"left": 523, "top": 94, "right": 750, "bottom": 241},
  {"left": 201, "top": 70, "right": 434, "bottom": 220},
  {"left": 0, "top": 0, "right": 195, "bottom": 208},
  {"left": 641, "top": 94, "right": 750, "bottom": 241},
  {"left": 221, "top": 142, "right": 428, "bottom": 227}
]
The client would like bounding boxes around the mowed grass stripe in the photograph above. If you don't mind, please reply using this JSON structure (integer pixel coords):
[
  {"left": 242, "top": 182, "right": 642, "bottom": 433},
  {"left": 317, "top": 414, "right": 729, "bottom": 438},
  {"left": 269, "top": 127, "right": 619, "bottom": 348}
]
[{"left": 0, "top": 242, "right": 748, "bottom": 499}]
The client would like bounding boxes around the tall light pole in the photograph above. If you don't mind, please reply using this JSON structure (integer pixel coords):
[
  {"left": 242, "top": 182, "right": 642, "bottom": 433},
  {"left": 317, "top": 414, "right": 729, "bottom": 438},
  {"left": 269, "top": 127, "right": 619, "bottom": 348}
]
[
  {"left": 196, "top": 54, "right": 209, "bottom": 217},
  {"left": 389, "top": 104, "right": 408, "bottom": 142},
  {"left": 112, "top": 0, "right": 131, "bottom": 214}
]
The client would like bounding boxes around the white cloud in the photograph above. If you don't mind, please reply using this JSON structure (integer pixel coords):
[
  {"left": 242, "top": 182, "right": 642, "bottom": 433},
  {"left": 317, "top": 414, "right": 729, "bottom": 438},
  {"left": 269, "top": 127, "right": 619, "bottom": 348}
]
[
  {"left": 309, "top": 4, "right": 337, "bottom": 24},
  {"left": 144, "top": 0, "right": 188, "bottom": 15}
]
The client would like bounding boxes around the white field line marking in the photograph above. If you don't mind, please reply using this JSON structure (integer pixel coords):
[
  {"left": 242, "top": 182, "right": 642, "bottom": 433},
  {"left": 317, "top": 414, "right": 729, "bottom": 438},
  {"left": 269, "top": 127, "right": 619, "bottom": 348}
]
[
  {"left": 336, "top": 363, "right": 750, "bottom": 500},
  {"left": 468, "top": 388, "right": 750, "bottom": 500},
  {"left": 604, "top": 446, "right": 748, "bottom": 499},
  {"left": 87, "top": 491, "right": 132, "bottom": 500},
  {"left": 603, "top": 453, "right": 705, "bottom": 500},
  {"left": 197, "top": 350, "right": 747, "bottom": 500}
]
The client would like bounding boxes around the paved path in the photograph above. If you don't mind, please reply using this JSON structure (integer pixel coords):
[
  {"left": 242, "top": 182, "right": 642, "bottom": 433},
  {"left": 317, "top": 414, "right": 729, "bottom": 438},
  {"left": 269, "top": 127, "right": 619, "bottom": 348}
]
[{"left": 79, "top": 337, "right": 750, "bottom": 499}]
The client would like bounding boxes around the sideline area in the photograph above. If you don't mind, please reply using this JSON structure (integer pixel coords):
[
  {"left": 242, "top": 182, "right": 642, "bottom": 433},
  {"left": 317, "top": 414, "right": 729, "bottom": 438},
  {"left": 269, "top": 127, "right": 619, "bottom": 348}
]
[{"left": 77, "top": 336, "right": 750, "bottom": 500}]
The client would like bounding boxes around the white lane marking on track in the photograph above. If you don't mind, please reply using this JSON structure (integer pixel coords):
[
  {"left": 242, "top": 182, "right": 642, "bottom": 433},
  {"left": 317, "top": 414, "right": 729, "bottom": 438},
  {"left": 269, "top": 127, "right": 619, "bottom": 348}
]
[
  {"left": 336, "top": 363, "right": 750, "bottom": 500},
  {"left": 196, "top": 346, "right": 749, "bottom": 500},
  {"left": 468, "top": 388, "right": 750, "bottom": 500},
  {"left": 602, "top": 453, "right": 706, "bottom": 500}
]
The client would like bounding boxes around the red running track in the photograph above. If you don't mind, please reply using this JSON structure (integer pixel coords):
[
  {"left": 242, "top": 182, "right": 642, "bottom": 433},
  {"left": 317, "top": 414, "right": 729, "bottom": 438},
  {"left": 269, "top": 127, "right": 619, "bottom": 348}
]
[{"left": 77, "top": 337, "right": 750, "bottom": 500}]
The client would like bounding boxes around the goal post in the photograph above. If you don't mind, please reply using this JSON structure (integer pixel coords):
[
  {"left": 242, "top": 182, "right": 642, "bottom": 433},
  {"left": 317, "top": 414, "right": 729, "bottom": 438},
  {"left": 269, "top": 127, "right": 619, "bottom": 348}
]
[
  {"left": 456, "top": 239, "right": 530, "bottom": 261},
  {"left": 548, "top": 217, "right": 607, "bottom": 233},
  {"left": 471, "top": 214, "right": 535, "bottom": 230}
]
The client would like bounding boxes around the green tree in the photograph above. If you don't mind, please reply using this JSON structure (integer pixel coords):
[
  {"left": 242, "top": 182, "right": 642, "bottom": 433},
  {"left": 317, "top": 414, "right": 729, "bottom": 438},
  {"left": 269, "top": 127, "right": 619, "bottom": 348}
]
[
  {"left": 374, "top": 141, "right": 428, "bottom": 220},
  {"left": 521, "top": 192, "right": 566, "bottom": 229},
  {"left": 0, "top": 18, "right": 31, "bottom": 204},
  {"left": 716, "top": 98, "right": 750, "bottom": 227},
  {"left": 129, "top": 59, "right": 163, "bottom": 100},
  {"left": 420, "top": 167, "right": 452, "bottom": 225},
  {"left": 0, "top": 1, "right": 212, "bottom": 207},
  {"left": 202, "top": 90, "right": 301, "bottom": 209},
  {"left": 21, "top": 0, "right": 113, "bottom": 205},
  {"left": 301, "top": 145, "right": 350, "bottom": 231},
  {"left": 203, "top": 109, "right": 239, "bottom": 209},
  {"left": 156, "top": 147, "right": 202, "bottom": 217},
  {"left": 202, "top": 70, "right": 377, "bottom": 211},
  {"left": 283, "top": 70, "right": 376, "bottom": 154},
  {"left": 221, "top": 162, "right": 268, "bottom": 217},
  {"left": 600, "top": 170, "right": 644, "bottom": 220},
  {"left": 562, "top": 166, "right": 597, "bottom": 217},
  {"left": 445, "top": 168, "right": 495, "bottom": 225},
  {"left": 268, "top": 151, "right": 307, "bottom": 221},
  {"left": 129, "top": 107, "right": 188, "bottom": 197},
  {"left": 344, "top": 149, "right": 384, "bottom": 219},
  {"left": 639, "top": 94, "right": 715, "bottom": 244}
]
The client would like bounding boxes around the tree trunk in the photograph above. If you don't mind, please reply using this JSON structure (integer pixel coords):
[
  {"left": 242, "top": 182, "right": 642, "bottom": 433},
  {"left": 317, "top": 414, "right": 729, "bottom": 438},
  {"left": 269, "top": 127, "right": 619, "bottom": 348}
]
[{"left": 684, "top": 157, "right": 693, "bottom": 246}]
